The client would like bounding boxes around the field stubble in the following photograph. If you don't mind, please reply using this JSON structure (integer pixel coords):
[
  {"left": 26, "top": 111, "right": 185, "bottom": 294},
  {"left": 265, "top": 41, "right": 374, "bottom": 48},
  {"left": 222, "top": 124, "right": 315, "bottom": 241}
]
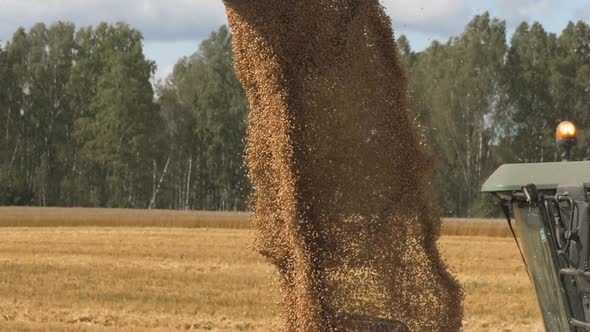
[
  {"left": 0, "top": 208, "right": 539, "bottom": 331},
  {"left": 0, "top": 208, "right": 507, "bottom": 237}
]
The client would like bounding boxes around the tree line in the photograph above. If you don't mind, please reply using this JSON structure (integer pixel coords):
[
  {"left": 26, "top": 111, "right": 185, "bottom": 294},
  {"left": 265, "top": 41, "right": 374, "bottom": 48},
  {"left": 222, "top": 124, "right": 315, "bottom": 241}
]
[
  {"left": 0, "top": 23, "right": 247, "bottom": 210},
  {"left": 1, "top": 14, "right": 590, "bottom": 216},
  {"left": 400, "top": 13, "right": 590, "bottom": 216}
]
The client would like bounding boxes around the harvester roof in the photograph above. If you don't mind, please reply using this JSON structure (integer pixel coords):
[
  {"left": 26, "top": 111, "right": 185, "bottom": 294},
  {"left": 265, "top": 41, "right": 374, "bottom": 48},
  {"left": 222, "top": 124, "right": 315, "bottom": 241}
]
[{"left": 482, "top": 161, "right": 590, "bottom": 193}]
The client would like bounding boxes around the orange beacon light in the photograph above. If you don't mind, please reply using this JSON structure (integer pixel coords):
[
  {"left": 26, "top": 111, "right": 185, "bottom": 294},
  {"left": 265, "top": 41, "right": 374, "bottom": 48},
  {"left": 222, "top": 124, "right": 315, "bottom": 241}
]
[{"left": 556, "top": 121, "right": 577, "bottom": 161}]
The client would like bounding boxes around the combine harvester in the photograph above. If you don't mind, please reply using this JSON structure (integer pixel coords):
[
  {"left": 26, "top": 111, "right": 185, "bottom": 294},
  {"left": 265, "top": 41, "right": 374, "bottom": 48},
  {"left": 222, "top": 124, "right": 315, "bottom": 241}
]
[{"left": 483, "top": 121, "right": 590, "bottom": 331}]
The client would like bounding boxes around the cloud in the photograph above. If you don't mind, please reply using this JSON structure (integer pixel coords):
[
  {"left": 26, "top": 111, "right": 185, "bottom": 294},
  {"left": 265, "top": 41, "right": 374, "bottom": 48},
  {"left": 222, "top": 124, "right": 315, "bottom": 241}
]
[
  {"left": 1, "top": 1, "right": 555, "bottom": 45},
  {"left": 381, "top": 0, "right": 471, "bottom": 35},
  {"left": 2, "top": 0, "right": 581, "bottom": 76},
  {"left": 576, "top": 2, "right": 590, "bottom": 22},
  {"left": 494, "top": 0, "right": 552, "bottom": 27},
  {"left": 517, "top": 0, "right": 550, "bottom": 17},
  {"left": 0, "top": 0, "right": 227, "bottom": 42},
  {"left": 0, "top": 0, "right": 474, "bottom": 59}
]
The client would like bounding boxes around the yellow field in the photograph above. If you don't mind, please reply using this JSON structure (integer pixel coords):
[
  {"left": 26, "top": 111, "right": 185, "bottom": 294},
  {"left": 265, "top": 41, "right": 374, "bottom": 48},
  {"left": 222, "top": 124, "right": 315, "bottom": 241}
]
[
  {"left": 0, "top": 208, "right": 540, "bottom": 331},
  {"left": 0, "top": 207, "right": 508, "bottom": 237},
  {"left": 0, "top": 207, "right": 250, "bottom": 229}
]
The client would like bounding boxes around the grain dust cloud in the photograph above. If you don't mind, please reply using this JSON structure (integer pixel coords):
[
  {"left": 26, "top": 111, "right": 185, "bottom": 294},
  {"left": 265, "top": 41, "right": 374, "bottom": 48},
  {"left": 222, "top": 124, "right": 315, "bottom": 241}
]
[{"left": 223, "top": 0, "right": 464, "bottom": 331}]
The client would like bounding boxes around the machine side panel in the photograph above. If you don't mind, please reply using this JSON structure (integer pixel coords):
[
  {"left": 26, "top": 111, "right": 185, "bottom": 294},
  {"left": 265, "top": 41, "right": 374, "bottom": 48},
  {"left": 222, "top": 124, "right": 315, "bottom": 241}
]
[{"left": 514, "top": 204, "right": 572, "bottom": 331}]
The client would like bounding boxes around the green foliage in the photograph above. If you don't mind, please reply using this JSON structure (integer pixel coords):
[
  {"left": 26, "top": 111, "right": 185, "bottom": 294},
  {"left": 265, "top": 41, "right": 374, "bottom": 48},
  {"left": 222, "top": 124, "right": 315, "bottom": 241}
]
[
  {"left": 74, "top": 24, "right": 160, "bottom": 208},
  {"left": 404, "top": 13, "right": 507, "bottom": 216},
  {"left": 468, "top": 195, "right": 503, "bottom": 218},
  {"left": 501, "top": 22, "right": 556, "bottom": 163},
  {"left": 0, "top": 22, "right": 161, "bottom": 208},
  {"left": 402, "top": 14, "right": 590, "bottom": 217},
  {"left": 157, "top": 26, "right": 249, "bottom": 211},
  {"left": 0, "top": 184, "right": 35, "bottom": 206},
  {"left": 0, "top": 168, "right": 35, "bottom": 206},
  {"left": 2, "top": 17, "right": 590, "bottom": 216}
]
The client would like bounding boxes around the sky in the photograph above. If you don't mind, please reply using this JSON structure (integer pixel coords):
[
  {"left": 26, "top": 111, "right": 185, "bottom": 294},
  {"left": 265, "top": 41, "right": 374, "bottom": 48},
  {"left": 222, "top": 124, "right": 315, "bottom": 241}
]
[{"left": 1, "top": 0, "right": 590, "bottom": 81}]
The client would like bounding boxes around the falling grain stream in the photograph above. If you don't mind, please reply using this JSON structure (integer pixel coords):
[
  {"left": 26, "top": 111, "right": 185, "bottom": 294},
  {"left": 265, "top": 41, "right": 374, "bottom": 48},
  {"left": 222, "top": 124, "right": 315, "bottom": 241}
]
[{"left": 223, "top": 1, "right": 464, "bottom": 331}]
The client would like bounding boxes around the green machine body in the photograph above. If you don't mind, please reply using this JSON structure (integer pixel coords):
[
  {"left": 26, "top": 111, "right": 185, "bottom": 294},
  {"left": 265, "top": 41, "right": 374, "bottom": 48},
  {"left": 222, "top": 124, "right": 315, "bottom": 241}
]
[{"left": 482, "top": 161, "right": 590, "bottom": 331}]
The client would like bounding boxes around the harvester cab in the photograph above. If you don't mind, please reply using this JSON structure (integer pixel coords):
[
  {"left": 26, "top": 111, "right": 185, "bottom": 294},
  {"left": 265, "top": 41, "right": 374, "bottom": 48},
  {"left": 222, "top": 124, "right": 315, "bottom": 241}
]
[{"left": 483, "top": 121, "right": 590, "bottom": 331}]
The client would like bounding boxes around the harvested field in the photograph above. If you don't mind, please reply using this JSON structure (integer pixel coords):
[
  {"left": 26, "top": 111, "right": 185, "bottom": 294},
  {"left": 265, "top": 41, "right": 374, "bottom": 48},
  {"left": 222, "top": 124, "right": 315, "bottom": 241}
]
[
  {"left": 0, "top": 207, "right": 249, "bottom": 229},
  {"left": 443, "top": 218, "right": 509, "bottom": 237},
  {"left": 0, "top": 207, "right": 507, "bottom": 237},
  {"left": 0, "top": 226, "right": 540, "bottom": 331}
]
